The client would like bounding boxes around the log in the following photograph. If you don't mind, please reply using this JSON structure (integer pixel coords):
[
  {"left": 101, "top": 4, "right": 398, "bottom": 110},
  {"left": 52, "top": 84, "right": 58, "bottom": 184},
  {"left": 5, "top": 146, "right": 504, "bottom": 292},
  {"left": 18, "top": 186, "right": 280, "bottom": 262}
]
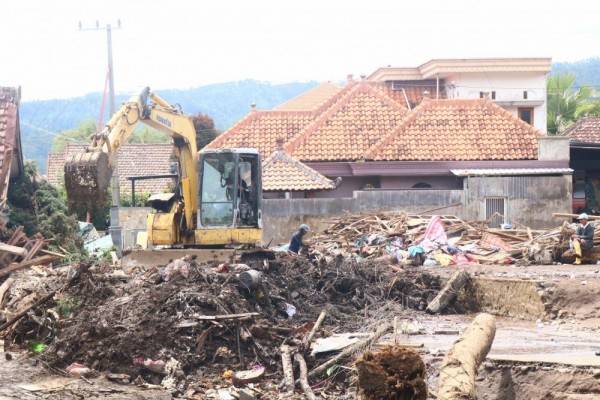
[
  {"left": 294, "top": 353, "right": 316, "bottom": 400},
  {"left": 0, "top": 255, "right": 57, "bottom": 278},
  {"left": 309, "top": 322, "right": 391, "bottom": 379},
  {"left": 553, "top": 213, "right": 600, "bottom": 220},
  {"left": 0, "top": 242, "right": 27, "bottom": 257},
  {"left": 280, "top": 344, "right": 294, "bottom": 394},
  {"left": 437, "top": 313, "right": 496, "bottom": 400},
  {"left": 0, "top": 277, "right": 14, "bottom": 307},
  {"left": 426, "top": 270, "right": 470, "bottom": 314},
  {"left": 301, "top": 309, "right": 327, "bottom": 351}
]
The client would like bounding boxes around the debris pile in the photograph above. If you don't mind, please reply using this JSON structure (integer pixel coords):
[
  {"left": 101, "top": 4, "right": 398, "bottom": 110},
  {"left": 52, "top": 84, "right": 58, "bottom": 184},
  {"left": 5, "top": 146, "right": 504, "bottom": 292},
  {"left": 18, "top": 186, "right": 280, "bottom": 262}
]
[
  {"left": 308, "top": 211, "right": 600, "bottom": 266},
  {"left": 1, "top": 255, "right": 441, "bottom": 398}
]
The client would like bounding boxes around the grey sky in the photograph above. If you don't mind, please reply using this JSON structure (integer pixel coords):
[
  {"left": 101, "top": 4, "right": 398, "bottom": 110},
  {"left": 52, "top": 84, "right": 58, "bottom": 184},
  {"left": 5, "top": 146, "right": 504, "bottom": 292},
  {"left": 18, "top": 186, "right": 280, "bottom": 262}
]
[{"left": 2, "top": 0, "right": 599, "bottom": 100}]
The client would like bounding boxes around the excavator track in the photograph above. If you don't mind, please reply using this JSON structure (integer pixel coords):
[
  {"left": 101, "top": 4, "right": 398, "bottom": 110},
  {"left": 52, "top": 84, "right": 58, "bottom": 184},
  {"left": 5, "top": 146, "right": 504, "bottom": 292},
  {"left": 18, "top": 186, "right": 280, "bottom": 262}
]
[{"left": 64, "top": 151, "right": 112, "bottom": 207}]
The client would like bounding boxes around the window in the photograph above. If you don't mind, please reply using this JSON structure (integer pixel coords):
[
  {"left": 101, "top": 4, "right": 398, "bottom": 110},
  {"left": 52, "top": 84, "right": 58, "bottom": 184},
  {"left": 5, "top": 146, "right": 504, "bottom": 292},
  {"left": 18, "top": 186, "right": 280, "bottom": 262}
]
[
  {"left": 523, "top": 90, "right": 528, "bottom": 100},
  {"left": 491, "top": 91, "right": 496, "bottom": 100},
  {"left": 412, "top": 182, "right": 432, "bottom": 189},
  {"left": 518, "top": 107, "right": 534, "bottom": 125},
  {"left": 479, "top": 91, "right": 490, "bottom": 99},
  {"left": 485, "top": 197, "right": 506, "bottom": 228},
  {"left": 200, "top": 153, "right": 236, "bottom": 226}
]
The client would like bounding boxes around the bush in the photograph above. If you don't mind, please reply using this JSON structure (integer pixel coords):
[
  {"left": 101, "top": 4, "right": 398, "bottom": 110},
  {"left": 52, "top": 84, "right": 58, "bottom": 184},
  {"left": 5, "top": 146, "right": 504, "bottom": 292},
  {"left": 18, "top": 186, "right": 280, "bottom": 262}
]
[{"left": 7, "top": 161, "right": 86, "bottom": 260}]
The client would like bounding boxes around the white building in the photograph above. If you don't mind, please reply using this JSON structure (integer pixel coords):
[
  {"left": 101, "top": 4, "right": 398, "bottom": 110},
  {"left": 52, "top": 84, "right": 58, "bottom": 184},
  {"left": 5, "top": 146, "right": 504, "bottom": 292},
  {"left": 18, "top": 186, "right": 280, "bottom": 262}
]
[{"left": 368, "top": 58, "right": 552, "bottom": 133}]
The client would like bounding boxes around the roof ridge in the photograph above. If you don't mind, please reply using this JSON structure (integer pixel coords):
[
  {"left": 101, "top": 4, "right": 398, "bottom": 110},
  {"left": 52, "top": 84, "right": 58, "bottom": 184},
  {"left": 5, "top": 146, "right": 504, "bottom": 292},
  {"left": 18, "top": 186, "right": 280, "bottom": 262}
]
[
  {"left": 479, "top": 98, "right": 544, "bottom": 137},
  {"left": 263, "top": 149, "right": 335, "bottom": 190},
  {"left": 364, "top": 98, "right": 433, "bottom": 159},
  {"left": 283, "top": 81, "right": 403, "bottom": 155}
]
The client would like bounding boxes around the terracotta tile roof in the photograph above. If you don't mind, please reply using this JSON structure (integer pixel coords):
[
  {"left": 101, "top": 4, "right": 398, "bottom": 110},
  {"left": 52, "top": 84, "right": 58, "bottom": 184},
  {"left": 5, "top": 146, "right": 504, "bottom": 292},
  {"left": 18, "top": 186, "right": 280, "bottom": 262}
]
[
  {"left": 262, "top": 149, "right": 336, "bottom": 191},
  {"left": 285, "top": 82, "right": 409, "bottom": 161},
  {"left": 205, "top": 110, "right": 315, "bottom": 156},
  {"left": 0, "top": 87, "right": 22, "bottom": 201},
  {"left": 366, "top": 98, "right": 541, "bottom": 161},
  {"left": 48, "top": 143, "right": 175, "bottom": 194},
  {"left": 563, "top": 117, "right": 600, "bottom": 144},
  {"left": 274, "top": 82, "right": 343, "bottom": 111},
  {"left": 205, "top": 83, "right": 361, "bottom": 157}
]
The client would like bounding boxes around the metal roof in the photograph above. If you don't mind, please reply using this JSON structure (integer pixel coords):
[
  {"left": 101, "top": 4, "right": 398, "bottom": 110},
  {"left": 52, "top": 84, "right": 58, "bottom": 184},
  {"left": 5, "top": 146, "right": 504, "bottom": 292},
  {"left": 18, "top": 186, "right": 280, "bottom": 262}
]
[{"left": 451, "top": 168, "right": 573, "bottom": 177}]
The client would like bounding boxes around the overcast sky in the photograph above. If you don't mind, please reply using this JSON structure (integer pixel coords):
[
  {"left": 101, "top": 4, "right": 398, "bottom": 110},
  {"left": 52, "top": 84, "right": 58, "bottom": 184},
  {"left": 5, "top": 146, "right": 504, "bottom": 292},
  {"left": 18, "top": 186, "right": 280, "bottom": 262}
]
[{"left": 2, "top": 0, "right": 599, "bottom": 100}]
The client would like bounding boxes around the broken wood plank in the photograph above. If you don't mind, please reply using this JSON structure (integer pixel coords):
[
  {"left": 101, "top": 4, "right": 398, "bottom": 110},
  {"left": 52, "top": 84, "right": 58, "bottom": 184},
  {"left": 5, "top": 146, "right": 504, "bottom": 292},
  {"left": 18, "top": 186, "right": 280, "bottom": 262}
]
[
  {"left": 553, "top": 213, "right": 600, "bottom": 220},
  {"left": 280, "top": 344, "right": 294, "bottom": 394},
  {"left": 0, "top": 255, "right": 57, "bottom": 278},
  {"left": 437, "top": 313, "right": 496, "bottom": 400},
  {"left": 294, "top": 353, "right": 316, "bottom": 400},
  {"left": 301, "top": 309, "right": 327, "bottom": 351},
  {"left": 0, "top": 277, "right": 14, "bottom": 307},
  {"left": 0, "top": 242, "right": 27, "bottom": 257},
  {"left": 426, "top": 270, "right": 470, "bottom": 314},
  {"left": 309, "top": 322, "right": 392, "bottom": 379}
]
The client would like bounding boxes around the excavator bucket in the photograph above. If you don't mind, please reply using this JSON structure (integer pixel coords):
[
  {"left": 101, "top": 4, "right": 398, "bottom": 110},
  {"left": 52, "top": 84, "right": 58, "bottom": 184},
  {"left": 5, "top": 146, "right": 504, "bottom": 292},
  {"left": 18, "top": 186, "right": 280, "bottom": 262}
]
[{"left": 64, "top": 151, "right": 112, "bottom": 207}]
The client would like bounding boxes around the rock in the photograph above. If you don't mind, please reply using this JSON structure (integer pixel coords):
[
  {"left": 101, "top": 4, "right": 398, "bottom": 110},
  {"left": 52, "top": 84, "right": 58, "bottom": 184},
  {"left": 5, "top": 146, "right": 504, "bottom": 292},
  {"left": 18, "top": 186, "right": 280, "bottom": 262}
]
[
  {"left": 232, "top": 366, "right": 265, "bottom": 387},
  {"left": 238, "top": 388, "right": 257, "bottom": 400},
  {"left": 106, "top": 373, "right": 130, "bottom": 384},
  {"left": 557, "top": 310, "right": 569, "bottom": 319},
  {"left": 66, "top": 362, "right": 92, "bottom": 377}
]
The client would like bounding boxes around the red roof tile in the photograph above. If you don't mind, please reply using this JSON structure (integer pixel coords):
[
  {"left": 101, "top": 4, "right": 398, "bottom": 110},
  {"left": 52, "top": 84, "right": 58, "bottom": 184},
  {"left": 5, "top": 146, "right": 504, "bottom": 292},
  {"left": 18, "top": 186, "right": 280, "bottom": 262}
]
[
  {"left": 366, "top": 98, "right": 541, "bottom": 161},
  {"left": 48, "top": 143, "right": 175, "bottom": 194},
  {"left": 285, "top": 82, "right": 409, "bottom": 161},
  {"left": 564, "top": 117, "right": 600, "bottom": 144},
  {"left": 262, "top": 150, "right": 335, "bottom": 191}
]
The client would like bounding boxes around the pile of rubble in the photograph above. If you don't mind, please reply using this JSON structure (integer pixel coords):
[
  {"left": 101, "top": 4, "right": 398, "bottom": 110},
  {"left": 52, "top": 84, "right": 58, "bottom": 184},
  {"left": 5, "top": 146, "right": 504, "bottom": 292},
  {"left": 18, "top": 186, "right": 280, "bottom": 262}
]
[
  {"left": 0, "top": 254, "right": 441, "bottom": 398},
  {"left": 308, "top": 211, "right": 600, "bottom": 266}
]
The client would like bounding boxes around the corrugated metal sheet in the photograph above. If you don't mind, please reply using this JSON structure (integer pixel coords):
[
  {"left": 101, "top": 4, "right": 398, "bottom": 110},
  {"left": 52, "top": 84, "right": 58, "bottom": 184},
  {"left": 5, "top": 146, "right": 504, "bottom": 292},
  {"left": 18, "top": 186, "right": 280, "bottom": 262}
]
[{"left": 451, "top": 168, "right": 573, "bottom": 177}]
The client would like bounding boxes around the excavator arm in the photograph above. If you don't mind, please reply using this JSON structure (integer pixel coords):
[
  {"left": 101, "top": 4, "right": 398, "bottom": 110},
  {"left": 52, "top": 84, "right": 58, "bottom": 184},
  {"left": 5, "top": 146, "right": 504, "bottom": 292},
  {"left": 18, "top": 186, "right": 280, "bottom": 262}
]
[{"left": 64, "top": 87, "right": 198, "bottom": 230}]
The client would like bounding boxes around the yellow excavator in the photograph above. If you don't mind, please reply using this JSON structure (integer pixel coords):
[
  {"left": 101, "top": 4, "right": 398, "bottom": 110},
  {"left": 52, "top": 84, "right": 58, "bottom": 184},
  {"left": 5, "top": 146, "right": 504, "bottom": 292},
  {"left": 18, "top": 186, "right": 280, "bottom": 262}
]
[{"left": 64, "top": 87, "right": 263, "bottom": 251}]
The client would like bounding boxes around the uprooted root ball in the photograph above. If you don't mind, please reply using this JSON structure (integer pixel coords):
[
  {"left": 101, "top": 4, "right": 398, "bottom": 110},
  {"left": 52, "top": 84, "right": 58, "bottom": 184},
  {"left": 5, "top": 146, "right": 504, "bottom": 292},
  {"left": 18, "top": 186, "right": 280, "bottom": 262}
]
[{"left": 356, "top": 345, "right": 427, "bottom": 400}]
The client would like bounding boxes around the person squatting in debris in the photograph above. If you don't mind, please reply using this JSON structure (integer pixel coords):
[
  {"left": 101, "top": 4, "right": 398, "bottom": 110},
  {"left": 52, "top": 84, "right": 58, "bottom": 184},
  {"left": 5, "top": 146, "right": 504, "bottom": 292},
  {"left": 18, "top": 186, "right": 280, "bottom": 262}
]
[
  {"left": 289, "top": 224, "right": 310, "bottom": 254},
  {"left": 572, "top": 213, "right": 595, "bottom": 264}
]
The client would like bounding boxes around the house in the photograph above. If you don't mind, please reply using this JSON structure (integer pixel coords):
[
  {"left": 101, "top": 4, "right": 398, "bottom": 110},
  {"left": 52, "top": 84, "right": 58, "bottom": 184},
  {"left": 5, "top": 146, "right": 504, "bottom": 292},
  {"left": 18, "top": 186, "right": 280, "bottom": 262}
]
[
  {"left": 0, "top": 87, "right": 24, "bottom": 204},
  {"left": 47, "top": 143, "right": 176, "bottom": 199},
  {"left": 262, "top": 143, "right": 337, "bottom": 198},
  {"left": 207, "top": 65, "right": 571, "bottom": 229},
  {"left": 563, "top": 117, "right": 600, "bottom": 212},
  {"left": 368, "top": 58, "right": 552, "bottom": 133}
]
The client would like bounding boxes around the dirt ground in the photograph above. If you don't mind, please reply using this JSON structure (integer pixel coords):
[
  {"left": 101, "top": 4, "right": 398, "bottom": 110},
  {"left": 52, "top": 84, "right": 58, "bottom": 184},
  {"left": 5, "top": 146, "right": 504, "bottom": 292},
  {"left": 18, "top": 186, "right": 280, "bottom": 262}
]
[{"left": 2, "top": 260, "right": 600, "bottom": 399}]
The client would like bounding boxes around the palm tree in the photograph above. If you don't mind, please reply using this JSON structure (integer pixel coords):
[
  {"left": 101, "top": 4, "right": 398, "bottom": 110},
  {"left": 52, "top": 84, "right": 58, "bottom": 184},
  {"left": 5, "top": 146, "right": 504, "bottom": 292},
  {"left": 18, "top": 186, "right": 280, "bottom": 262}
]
[{"left": 547, "top": 73, "right": 600, "bottom": 134}]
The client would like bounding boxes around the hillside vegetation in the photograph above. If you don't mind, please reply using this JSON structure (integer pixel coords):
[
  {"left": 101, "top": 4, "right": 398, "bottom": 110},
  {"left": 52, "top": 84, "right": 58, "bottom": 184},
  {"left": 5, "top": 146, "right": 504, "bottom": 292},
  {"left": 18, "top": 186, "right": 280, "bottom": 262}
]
[{"left": 20, "top": 80, "right": 318, "bottom": 172}]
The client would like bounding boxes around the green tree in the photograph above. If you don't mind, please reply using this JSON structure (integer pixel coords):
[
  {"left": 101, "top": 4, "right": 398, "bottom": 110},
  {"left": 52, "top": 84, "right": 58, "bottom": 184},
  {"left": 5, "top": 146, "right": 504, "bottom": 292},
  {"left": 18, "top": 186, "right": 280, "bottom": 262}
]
[
  {"left": 547, "top": 73, "right": 600, "bottom": 134},
  {"left": 51, "top": 120, "right": 96, "bottom": 153},
  {"left": 128, "top": 126, "right": 170, "bottom": 144},
  {"left": 192, "top": 113, "right": 220, "bottom": 149}
]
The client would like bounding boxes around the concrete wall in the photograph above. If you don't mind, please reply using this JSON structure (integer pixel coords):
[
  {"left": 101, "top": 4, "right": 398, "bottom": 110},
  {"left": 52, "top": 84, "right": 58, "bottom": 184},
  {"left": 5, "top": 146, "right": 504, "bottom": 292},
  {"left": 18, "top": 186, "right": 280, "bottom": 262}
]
[
  {"left": 118, "top": 207, "right": 151, "bottom": 249},
  {"left": 263, "top": 190, "right": 464, "bottom": 244},
  {"left": 538, "top": 136, "right": 570, "bottom": 161},
  {"left": 380, "top": 175, "right": 462, "bottom": 190},
  {"left": 463, "top": 175, "right": 572, "bottom": 228},
  {"left": 445, "top": 71, "right": 548, "bottom": 133},
  {"left": 117, "top": 174, "right": 571, "bottom": 247}
]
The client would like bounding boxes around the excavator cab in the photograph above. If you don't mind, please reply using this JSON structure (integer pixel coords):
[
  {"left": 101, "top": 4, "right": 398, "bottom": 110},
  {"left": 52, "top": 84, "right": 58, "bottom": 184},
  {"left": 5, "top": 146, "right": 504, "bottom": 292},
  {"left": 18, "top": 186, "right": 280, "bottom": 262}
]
[{"left": 198, "top": 149, "right": 262, "bottom": 231}]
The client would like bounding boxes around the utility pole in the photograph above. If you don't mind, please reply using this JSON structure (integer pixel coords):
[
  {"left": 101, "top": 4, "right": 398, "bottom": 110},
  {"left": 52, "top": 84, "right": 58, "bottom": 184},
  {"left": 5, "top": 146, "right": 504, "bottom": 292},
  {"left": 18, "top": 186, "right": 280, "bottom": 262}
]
[{"left": 79, "top": 19, "right": 123, "bottom": 254}]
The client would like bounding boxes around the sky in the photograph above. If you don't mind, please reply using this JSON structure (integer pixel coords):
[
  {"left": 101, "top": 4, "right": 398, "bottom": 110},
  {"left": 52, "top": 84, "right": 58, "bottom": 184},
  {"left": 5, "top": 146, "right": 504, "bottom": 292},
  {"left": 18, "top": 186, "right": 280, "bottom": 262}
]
[{"left": 1, "top": 0, "right": 600, "bottom": 100}]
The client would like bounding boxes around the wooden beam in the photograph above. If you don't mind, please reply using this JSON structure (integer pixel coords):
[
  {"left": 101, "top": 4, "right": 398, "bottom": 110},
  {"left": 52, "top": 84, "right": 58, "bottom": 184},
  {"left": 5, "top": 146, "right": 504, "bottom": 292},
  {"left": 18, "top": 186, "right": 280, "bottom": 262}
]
[
  {"left": 0, "top": 255, "right": 57, "bottom": 278},
  {"left": 553, "top": 213, "right": 600, "bottom": 220},
  {"left": 0, "top": 242, "right": 27, "bottom": 257}
]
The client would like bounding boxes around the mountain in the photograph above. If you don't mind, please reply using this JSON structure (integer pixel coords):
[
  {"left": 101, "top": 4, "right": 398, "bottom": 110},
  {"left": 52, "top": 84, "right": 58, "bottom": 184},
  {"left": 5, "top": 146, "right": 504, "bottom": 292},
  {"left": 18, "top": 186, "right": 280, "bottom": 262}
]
[
  {"left": 19, "top": 80, "right": 318, "bottom": 173},
  {"left": 552, "top": 58, "right": 600, "bottom": 87}
]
